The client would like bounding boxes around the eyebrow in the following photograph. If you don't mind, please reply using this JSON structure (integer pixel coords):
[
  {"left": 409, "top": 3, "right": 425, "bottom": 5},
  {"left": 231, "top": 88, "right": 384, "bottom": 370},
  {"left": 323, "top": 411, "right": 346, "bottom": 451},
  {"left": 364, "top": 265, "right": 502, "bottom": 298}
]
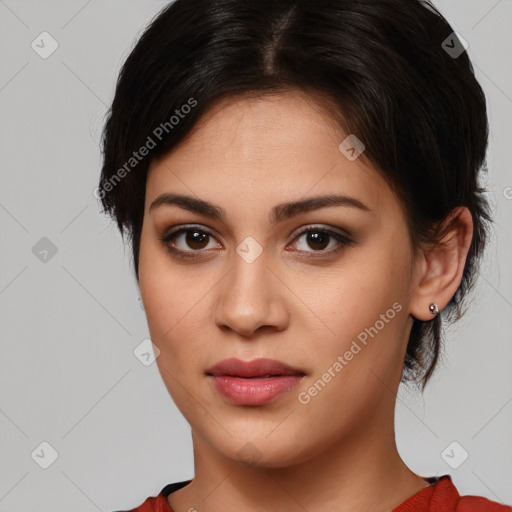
[{"left": 149, "top": 192, "right": 371, "bottom": 223}]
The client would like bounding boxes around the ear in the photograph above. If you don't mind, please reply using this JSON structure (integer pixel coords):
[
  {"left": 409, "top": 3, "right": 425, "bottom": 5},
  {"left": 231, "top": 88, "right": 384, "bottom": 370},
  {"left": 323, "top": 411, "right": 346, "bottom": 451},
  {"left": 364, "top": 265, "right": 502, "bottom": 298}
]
[{"left": 409, "top": 207, "right": 473, "bottom": 321}]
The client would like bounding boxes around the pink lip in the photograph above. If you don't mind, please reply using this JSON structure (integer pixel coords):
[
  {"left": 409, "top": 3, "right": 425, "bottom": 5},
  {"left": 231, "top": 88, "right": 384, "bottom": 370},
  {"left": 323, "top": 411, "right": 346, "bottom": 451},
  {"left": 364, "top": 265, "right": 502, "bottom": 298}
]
[
  {"left": 206, "top": 357, "right": 305, "bottom": 378},
  {"left": 206, "top": 358, "right": 306, "bottom": 405}
]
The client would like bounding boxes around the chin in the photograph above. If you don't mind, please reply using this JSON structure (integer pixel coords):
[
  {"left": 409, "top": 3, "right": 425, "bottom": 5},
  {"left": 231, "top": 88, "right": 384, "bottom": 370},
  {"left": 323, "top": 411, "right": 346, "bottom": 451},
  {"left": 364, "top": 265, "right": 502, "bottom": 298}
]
[{"left": 212, "top": 431, "right": 315, "bottom": 469}]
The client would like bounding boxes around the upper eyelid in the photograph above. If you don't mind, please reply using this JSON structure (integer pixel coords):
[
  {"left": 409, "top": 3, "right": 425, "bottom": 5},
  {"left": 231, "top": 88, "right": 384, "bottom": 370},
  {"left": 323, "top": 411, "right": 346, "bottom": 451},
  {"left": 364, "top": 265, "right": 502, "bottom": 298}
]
[
  {"left": 289, "top": 224, "right": 350, "bottom": 239},
  {"left": 164, "top": 223, "right": 351, "bottom": 245},
  {"left": 164, "top": 224, "right": 217, "bottom": 242}
]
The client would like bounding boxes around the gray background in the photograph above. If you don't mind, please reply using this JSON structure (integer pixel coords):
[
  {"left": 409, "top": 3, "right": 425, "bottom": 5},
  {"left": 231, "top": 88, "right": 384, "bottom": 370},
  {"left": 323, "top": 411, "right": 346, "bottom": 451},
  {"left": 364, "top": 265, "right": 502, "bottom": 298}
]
[{"left": 0, "top": 1, "right": 511, "bottom": 511}]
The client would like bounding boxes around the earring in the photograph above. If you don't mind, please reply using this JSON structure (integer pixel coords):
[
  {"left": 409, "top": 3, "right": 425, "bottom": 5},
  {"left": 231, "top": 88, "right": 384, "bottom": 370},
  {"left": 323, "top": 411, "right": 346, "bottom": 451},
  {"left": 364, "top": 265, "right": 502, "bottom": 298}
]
[{"left": 429, "top": 302, "right": 439, "bottom": 315}]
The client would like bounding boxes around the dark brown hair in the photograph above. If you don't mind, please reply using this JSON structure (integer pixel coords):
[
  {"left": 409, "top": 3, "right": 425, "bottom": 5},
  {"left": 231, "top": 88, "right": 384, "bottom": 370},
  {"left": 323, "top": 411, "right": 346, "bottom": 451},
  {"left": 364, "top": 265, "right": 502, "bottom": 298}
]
[{"left": 98, "top": 0, "right": 492, "bottom": 390}]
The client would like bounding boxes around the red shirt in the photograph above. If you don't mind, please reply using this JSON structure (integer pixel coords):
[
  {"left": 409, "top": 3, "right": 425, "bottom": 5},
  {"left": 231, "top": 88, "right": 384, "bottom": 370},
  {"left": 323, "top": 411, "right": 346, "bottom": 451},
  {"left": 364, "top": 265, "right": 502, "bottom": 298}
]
[{"left": 116, "top": 475, "right": 511, "bottom": 512}]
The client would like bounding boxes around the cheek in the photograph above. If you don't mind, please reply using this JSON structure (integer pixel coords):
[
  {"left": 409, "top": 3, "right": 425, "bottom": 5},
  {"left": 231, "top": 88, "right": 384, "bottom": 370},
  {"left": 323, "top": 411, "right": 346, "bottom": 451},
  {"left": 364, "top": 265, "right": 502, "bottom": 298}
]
[
  {"left": 139, "top": 234, "right": 186, "bottom": 356},
  {"left": 138, "top": 232, "right": 218, "bottom": 369},
  {"left": 309, "top": 237, "right": 410, "bottom": 372},
  {"left": 139, "top": 262, "right": 209, "bottom": 411},
  {"left": 140, "top": 271, "right": 206, "bottom": 356},
  {"left": 139, "top": 229, "right": 191, "bottom": 329}
]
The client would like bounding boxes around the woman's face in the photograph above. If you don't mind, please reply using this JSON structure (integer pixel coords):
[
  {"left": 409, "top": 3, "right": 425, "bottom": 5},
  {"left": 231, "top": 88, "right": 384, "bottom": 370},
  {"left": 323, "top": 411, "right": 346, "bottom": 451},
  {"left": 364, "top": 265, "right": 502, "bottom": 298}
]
[{"left": 138, "top": 90, "right": 421, "bottom": 467}]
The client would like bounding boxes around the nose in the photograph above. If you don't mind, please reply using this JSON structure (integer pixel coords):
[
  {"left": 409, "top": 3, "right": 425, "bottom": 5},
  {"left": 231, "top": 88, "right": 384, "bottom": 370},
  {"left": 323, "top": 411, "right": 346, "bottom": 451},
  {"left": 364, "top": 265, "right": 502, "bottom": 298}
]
[{"left": 213, "top": 251, "right": 290, "bottom": 337}]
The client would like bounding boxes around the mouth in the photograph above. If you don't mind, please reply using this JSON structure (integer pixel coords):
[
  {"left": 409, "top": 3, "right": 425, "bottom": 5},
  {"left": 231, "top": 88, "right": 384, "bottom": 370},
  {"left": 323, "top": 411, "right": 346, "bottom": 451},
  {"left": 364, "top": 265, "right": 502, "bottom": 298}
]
[
  {"left": 205, "top": 357, "right": 306, "bottom": 378},
  {"left": 205, "top": 357, "right": 306, "bottom": 406}
]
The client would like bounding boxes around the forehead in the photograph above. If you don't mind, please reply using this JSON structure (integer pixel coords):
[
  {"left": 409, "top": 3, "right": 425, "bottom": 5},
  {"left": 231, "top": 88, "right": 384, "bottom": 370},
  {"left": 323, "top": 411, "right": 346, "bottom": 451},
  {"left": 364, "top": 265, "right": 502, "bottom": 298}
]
[
  {"left": 160, "top": 89, "right": 347, "bottom": 162},
  {"left": 145, "top": 90, "right": 396, "bottom": 220}
]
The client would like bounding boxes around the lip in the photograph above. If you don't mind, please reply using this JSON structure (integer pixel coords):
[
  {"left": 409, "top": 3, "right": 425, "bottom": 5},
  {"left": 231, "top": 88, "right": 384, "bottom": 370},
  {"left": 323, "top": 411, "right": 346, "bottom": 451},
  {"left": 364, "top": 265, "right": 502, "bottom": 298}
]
[
  {"left": 206, "top": 358, "right": 306, "bottom": 406},
  {"left": 205, "top": 357, "right": 306, "bottom": 378}
]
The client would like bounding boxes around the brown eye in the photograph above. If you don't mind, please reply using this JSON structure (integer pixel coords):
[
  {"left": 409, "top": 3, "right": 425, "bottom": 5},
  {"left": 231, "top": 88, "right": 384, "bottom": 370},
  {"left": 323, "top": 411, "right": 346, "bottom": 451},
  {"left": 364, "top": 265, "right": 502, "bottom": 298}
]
[
  {"left": 159, "top": 224, "right": 353, "bottom": 262},
  {"left": 159, "top": 225, "right": 221, "bottom": 260},
  {"left": 289, "top": 227, "right": 352, "bottom": 257},
  {"left": 304, "top": 231, "right": 330, "bottom": 251},
  {"left": 183, "top": 230, "right": 210, "bottom": 250}
]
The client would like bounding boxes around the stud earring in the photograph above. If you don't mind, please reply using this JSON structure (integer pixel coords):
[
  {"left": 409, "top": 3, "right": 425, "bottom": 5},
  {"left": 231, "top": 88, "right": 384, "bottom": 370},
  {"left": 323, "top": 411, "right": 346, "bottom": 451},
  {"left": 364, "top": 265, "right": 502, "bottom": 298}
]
[{"left": 429, "top": 302, "right": 439, "bottom": 315}]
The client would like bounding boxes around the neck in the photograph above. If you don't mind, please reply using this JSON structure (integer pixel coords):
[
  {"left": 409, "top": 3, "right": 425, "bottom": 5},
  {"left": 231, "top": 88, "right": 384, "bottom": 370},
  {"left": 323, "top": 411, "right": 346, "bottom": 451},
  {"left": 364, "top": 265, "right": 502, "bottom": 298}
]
[{"left": 167, "top": 398, "right": 429, "bottom": 512}]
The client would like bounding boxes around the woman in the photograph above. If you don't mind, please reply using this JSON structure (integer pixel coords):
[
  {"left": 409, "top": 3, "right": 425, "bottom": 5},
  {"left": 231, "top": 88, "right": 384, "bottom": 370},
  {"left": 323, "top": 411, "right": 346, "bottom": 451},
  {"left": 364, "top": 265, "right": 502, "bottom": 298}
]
[{"left": 98, "top": 0, "right": 511, "bottom": 510}]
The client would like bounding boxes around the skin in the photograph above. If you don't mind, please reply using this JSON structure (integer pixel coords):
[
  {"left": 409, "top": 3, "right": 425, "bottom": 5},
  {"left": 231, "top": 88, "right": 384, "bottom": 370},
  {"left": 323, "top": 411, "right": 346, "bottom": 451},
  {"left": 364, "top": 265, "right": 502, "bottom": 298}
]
[{"left": 137, "top": 89, "right": 473, "bottom": 512}]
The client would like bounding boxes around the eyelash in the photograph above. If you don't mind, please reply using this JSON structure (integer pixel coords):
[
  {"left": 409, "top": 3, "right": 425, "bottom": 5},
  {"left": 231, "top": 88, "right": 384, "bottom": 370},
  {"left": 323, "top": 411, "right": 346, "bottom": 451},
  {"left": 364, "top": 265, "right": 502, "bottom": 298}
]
[{"left": 158, "top": 224, "right": 354, "bottom": 261}]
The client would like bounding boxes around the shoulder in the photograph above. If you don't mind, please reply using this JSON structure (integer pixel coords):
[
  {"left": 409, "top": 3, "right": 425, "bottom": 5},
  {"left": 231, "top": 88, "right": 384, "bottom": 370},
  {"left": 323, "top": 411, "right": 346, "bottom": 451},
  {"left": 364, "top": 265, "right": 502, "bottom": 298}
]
[
  {"left": 111, "top": 493, "right": 171, "bottom": 512},
  {"left": 111, "top": 495, "right": 160, "bottom": 511},
  {"left": 111, "top": 479, "right": 192, "bottom": 512},
  {"left": 455, "top": 495, "right": 512, "bottom": 512},
  {"left": 394, "top": 475, "right": 511, "bottom": 512},
  {"left": 432, "top": 475, "right": 511, "bottom": 512}
]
